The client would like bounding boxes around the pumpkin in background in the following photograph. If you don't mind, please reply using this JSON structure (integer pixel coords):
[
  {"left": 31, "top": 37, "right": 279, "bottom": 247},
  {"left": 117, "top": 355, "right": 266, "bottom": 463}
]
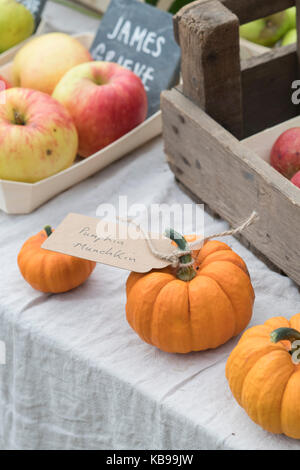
[
  {"left": 126, "top": 230, "right": 255, "bottom": 353},
  {"left": 18, "top": 226, "right": 96, "bottom": 293},
  {"left": 226, "top": 314, "right": 300, "bottom": 439}
]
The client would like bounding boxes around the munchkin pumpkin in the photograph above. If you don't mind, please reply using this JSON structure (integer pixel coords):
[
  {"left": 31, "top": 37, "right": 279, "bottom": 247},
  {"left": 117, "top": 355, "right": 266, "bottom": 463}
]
[
  {"left": 18, "top": 226, "right": 96, "bottom": 293},
  {"left": 226, "top": 314, "right": 300, "bottom": 439},
  {"left": 126, "top": 231, "right": 255, "bottom": 353}
]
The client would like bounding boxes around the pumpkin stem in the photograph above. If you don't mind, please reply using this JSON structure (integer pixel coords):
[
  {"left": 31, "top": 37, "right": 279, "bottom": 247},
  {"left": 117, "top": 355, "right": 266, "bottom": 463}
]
[
  {"left": 270, "top": 327, "right": 300, "bottom": 359},
  {"left": 44, "top": 225, "right": 53, "bottom": 237},
  {"left": 165, "top": 228, "right": 196, "bottom": 282}
]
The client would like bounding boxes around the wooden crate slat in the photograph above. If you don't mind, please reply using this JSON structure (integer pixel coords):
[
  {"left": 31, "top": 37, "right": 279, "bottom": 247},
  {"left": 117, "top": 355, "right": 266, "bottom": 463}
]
[
  {"left": 174, "top": 0, "right": 243, "bottom": 139},
  {"left": 221, "top": 0, "right": 295, "bottom": 25},
  {"left": 161, "top": 87, "right": 300, "bottom": 285},
  {"left": 296, "top": 0, "right": 300, "bottom": 68},
  {"left": 241, "top": 44, "right": 299, "bottom": 137}
]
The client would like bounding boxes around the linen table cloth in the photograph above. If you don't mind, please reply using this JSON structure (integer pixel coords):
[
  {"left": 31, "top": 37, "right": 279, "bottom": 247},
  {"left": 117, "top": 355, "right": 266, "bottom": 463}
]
[
  {"left": 1, "top": 135, "right": 300, "bottom": 450},
  {"left": 1, "top": 1, "right": 300, "bottom": 451}
]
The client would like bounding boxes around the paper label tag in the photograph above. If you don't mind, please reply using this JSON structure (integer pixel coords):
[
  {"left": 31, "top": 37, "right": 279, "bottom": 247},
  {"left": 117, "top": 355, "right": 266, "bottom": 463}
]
[{"left": 41, "top": 213, "right": 176, "bottom": 273}]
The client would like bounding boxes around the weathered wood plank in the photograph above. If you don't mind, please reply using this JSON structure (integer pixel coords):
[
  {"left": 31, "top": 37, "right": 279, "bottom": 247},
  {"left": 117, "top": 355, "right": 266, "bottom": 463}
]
[
  {"left": 221, "top": 0, "right": 295, "bottom": 25},
  {"left": 175, "top": 178, "right": 287, "bottom": 278},
  {"left": 241, "top": 44, "right": 298, "bottom": 137},
  {"left": 161, "top": 87, "right": 300, "bottom": 285},
  {"left": 296, "top": 0, "right": 300, "bottom": 72},
  {"left": 174, "top": 0, "right": 243, "bottom": 139}
]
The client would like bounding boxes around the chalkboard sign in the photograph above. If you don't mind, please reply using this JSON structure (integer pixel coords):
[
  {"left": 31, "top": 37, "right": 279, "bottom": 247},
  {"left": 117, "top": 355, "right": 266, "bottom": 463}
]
[
  {"left": 90, "top": 0, "right": 181, "bottom": 117},
  {"left": 18, "top": 0, "right": 47, "bottom": 29}
]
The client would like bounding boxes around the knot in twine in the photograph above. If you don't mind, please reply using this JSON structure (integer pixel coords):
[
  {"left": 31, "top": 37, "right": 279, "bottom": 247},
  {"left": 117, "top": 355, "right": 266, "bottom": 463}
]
[{"left": 120, "top": 211, "right": 259, "bottom": 270}]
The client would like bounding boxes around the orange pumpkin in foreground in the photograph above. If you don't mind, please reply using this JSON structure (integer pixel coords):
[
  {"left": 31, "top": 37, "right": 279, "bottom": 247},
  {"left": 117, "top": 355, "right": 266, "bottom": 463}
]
[
  {"left": 126, "top": 230, "right": 255, "bottom": 353},
  {"left": 226, "top": 314, "right": 300, "bottom": 439},
  {"left": 18, "top": 226, "right": 96, "bottom": 293}
]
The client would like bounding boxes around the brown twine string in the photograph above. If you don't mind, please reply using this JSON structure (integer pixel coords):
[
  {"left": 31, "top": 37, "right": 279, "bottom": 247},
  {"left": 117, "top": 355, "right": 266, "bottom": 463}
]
[{"left": 119, "top": 211, "right": 259, "bottom": 269}]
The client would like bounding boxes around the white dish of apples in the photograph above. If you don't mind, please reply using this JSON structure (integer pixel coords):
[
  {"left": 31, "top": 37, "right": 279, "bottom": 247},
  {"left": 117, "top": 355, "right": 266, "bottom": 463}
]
[{"left": 0, "top": 32, "right": 162, "bottom": 214}]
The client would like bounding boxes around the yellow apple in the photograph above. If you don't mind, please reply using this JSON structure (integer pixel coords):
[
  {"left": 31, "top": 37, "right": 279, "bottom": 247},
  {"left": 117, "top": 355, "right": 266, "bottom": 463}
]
[
  {"left": 0, "top": 88, "right": 78, "bottom": 183},
  {"left": 12, "top": 33, "right": 93, "bottom": 95},
  {"left": 0, "top": 0, "right": 34, "bottom": 53}
]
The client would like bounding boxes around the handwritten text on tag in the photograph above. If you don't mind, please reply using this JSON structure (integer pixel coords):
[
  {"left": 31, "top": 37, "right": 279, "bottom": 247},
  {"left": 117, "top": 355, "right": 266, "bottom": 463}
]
[{"left": 42, "top": 213, "right": 176, "bottom": 273}]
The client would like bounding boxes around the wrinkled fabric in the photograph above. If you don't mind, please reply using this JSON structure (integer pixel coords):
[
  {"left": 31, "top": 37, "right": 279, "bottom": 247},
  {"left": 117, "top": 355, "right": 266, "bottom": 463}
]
[{"left": 1, "top": 137, "right": 300, "bottom": 450}]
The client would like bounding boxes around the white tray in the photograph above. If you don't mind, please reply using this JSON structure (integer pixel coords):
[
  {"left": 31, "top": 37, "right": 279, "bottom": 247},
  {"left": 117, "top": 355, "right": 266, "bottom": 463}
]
[{"left": 0, "top": 32, "right": 162, "bottom": 214}]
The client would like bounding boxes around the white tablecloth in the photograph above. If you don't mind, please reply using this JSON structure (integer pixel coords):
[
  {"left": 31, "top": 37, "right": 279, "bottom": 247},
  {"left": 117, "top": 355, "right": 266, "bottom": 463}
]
[
  {"left": 1, "top": 136, "right": 300, "bottom": 450},
  {"left": 1, "top": 2, "right": 300, "bottom": 451}
]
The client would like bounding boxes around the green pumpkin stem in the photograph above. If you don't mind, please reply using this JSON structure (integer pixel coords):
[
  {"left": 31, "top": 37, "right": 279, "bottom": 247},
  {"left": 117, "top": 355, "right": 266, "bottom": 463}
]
[
  {"left": 165, "top": 228, "right": 196, "bottom": 282},
  {"left": 270, "top": 327, "right": 300, "bottom": 357},
  {"left": 44, "top": 225, "right": 53, "bottom": 237}
]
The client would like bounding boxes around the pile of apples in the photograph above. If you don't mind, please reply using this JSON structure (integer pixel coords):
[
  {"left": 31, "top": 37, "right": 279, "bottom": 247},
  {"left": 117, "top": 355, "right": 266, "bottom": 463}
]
[
  {"left": 0, "top": 33, "right": 148, "bottom": 183},
  {"left": 240, "top": 7, "right": 297, "bottom": 47},
  {"left": 271, "top": 128, "right": 300, "bottom": 189}
]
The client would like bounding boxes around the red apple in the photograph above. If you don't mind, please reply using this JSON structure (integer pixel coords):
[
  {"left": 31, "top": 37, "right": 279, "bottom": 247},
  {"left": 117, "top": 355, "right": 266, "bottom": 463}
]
[
  {"left": 270, "top": 127, "right": 300, "bottom": 179},
  {"left": 0, "top": 75, "right": 12, "bottom": 90},
  {"left": 291, "top": 170, "right": 300, "bottom": 188},
  {"left": 52, "top": 61, "right": 148, "bottom": 157},
  {"left": 0, "top": 88, "right": 78, "bottom": 183}
]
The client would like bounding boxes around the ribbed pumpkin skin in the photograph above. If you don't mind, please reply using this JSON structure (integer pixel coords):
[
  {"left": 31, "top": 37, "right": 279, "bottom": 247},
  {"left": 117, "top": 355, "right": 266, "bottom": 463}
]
[
  {"left": 18, "top": 229, "right": 96, "bottom": 293},
  {"left": 226, "top": 314, "right": 300, "bottom": 439},
  {"left": 126, "top": 240, "right": 255, "bottom": 353}
]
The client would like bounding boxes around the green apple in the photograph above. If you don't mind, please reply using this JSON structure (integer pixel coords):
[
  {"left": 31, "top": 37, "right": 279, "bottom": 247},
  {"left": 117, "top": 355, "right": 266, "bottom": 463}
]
[
  {"left": 282, "top": 28, "right": 297, "bottom": 46},
  {"left": 286, "top": 6, "right": 297, "bottom": 30},
  {"left": 240, "top": 11, "right": 292, "bottom": 47},
  {"left": 0, "top": 0, "right": 34, "bottom": 53}
]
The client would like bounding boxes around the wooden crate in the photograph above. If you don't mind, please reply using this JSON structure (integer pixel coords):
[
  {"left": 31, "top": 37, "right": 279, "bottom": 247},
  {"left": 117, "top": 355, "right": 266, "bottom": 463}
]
[{"left": 161, "top": 0, "right": 300, "bottom": 286}]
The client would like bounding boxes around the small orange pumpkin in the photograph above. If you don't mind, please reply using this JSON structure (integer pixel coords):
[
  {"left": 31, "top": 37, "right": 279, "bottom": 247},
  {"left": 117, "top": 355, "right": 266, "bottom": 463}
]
[
  {"left": 18, "top": 226, "right": 96, "bottom": 293},
  {"left": 126, "top": 230, "right": 255, "bottom": 353},
  {"left": 226, "top": 314, "right": 300, "bottom": 439}
]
